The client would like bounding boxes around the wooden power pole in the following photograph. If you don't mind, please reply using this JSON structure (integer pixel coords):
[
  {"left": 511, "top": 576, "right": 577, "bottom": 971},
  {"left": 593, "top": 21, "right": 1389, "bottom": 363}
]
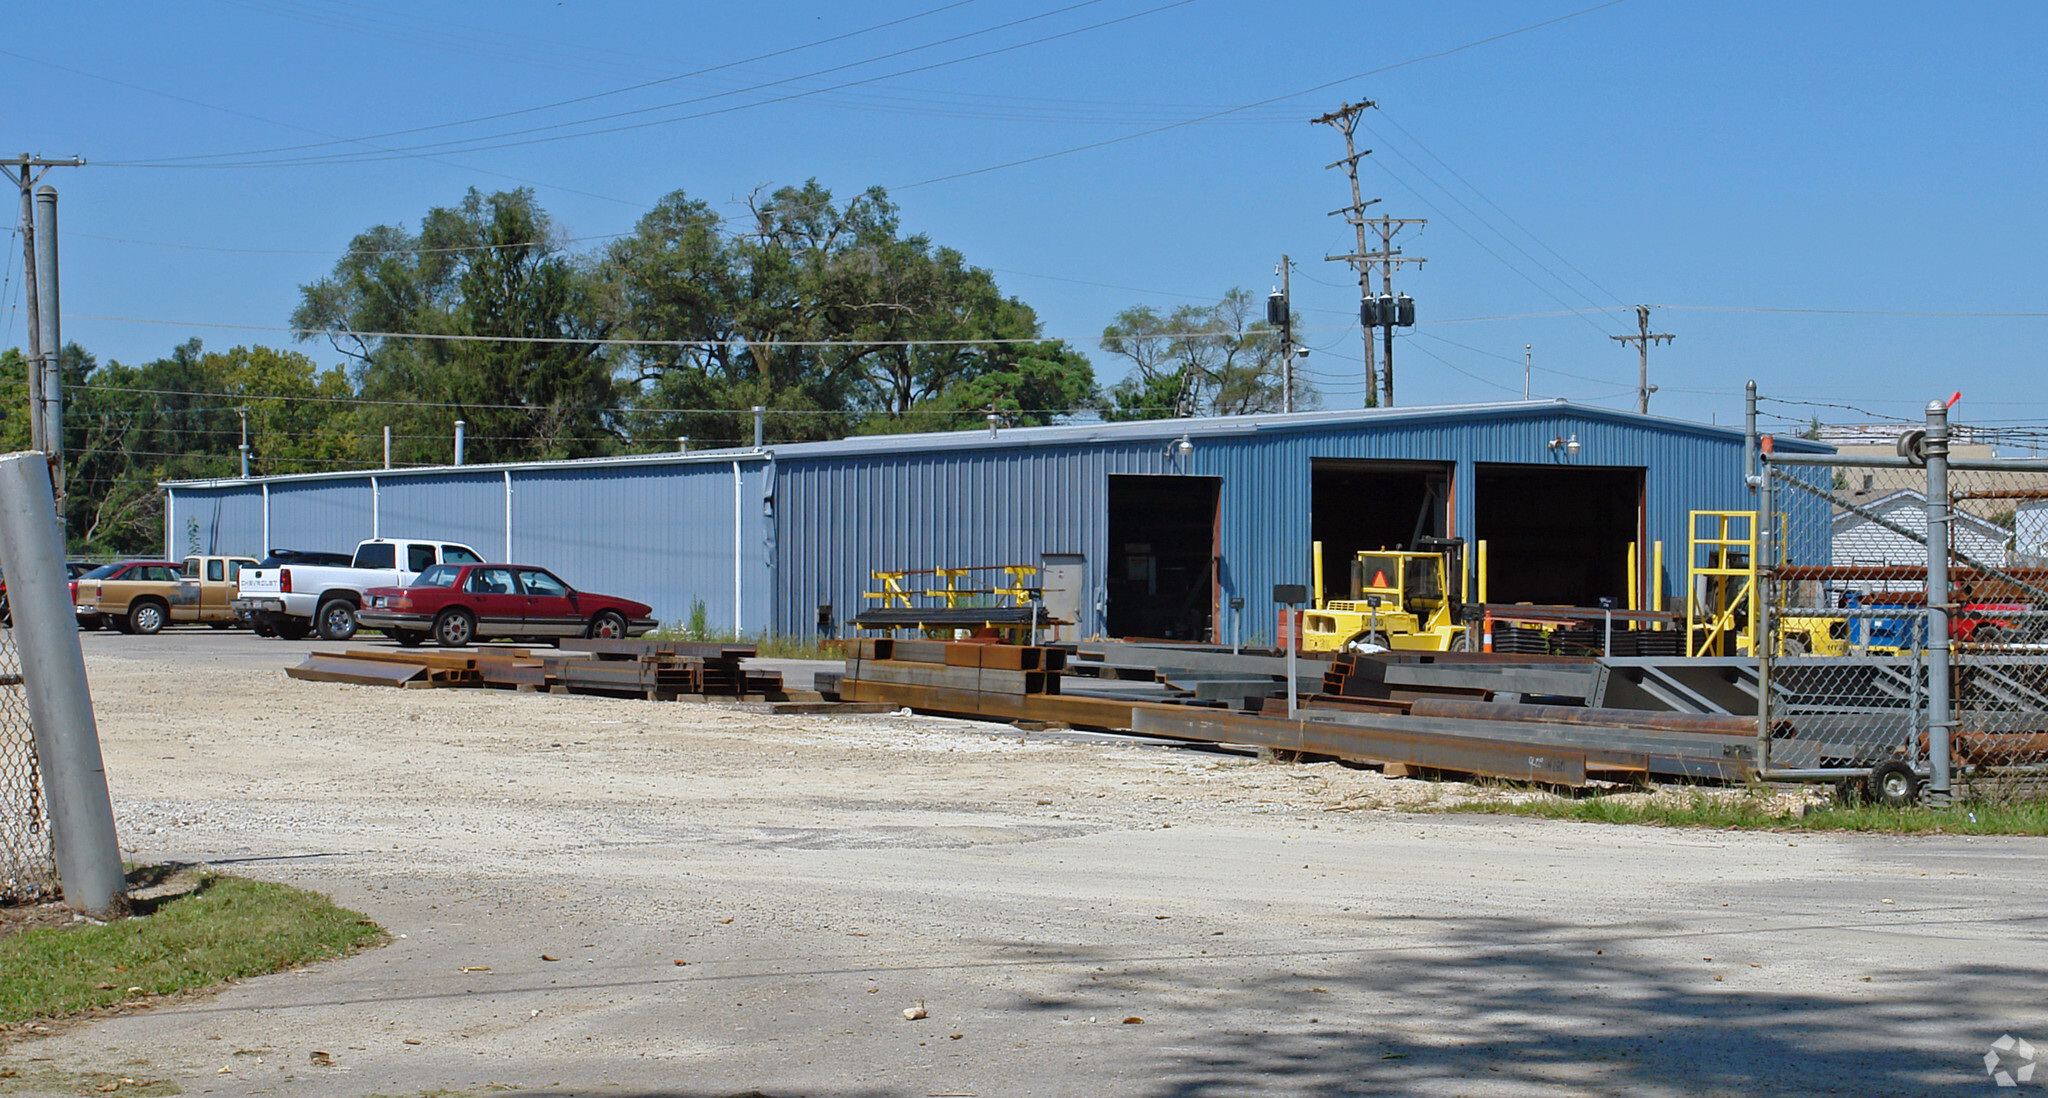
[
  {"left": 1611, "top": 305, "right": 1674, "bottom": 415},
  {"left": 1314, "top": 102, "right": 1425, "bottom": 407},
  {"left": 1313, "top": 101, "right": 1380, "bottom": 406}
]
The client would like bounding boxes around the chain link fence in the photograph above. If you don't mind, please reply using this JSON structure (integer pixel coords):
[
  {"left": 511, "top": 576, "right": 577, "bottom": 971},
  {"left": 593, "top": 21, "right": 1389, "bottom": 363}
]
[
  {"left": 0, "top": 622, "right": 57, "bottom": 902},
  {"left": 1761, "top": 434, "right": 2048, "bottom": 803}
]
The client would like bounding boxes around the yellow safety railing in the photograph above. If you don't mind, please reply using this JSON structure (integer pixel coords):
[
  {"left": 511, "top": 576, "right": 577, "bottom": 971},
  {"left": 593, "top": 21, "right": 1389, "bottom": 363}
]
[
  {"left": 1687, "top": 511, "right": 1761, "bottom": 657},
  {"left": 862, "top": 564, "right": 1041, "bottom": 609}
]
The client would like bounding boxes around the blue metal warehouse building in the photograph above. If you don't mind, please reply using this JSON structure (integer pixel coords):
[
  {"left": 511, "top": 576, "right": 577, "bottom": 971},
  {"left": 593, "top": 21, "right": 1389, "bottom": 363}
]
[{"left": 161, "top": 400, "right": 1826, "bottom": 642}]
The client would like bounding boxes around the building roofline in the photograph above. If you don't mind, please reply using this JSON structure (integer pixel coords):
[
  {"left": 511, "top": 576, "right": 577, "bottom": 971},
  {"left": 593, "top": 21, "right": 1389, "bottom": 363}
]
[{"left": 162, "top": 398, "right": 1825, "bottom": 490}]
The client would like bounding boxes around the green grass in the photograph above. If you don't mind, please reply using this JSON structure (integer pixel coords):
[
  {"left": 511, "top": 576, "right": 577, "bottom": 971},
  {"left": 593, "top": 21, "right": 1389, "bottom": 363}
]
[
  {"left": 1435, "top": 787, "right": 2048, "bottom": 834},
  {"left": 644, "top": 624, "right": 842, "bottom": 660},
  {"left": 0, "top": 873, "right": 386, "bottom": 1023}
]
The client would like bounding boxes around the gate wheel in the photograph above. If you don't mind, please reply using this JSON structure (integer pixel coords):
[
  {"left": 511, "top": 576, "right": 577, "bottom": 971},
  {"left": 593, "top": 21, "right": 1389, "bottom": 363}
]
[{"left": 1869, "top": 761, "right": 1921, "bottom": 808}]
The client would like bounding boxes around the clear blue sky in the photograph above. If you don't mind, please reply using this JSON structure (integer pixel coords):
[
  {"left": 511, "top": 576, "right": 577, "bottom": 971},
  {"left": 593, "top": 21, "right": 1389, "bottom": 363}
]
[{"left": 7, "top": 0, "right": 2046, "bottom": 439}]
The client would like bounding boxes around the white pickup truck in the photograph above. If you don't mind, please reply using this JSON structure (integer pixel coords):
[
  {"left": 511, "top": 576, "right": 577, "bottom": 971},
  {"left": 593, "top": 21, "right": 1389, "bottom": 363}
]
[{"left": 234, "top": 538, "right": 485, "bottom": 640}]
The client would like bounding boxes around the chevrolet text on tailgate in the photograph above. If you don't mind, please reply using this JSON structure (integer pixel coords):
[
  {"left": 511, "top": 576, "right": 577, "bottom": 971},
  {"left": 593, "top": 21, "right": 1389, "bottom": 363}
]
[{"left": 233, "top": 538, "right": 483, "bottom": 641}]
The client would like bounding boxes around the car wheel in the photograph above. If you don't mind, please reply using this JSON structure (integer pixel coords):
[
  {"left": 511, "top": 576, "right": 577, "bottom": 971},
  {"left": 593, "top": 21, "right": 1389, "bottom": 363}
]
[
  {"left": 129, "top": 601, "right": 167, "bottom": 635},
  {"left": 276, "top": 619, "right": 311, "bottom": 641},
  {"left": 252, "top": 618, "right": 276, "bottom": 638},
  {"left": 433, "top": 609, "right": 476, "bottom": 648},
  {"left": 77, "top": 615, "right": 102, "bottom": 632},
  {"left": 1870, "top": 760, "right": 1921, "bottom": 808},
  {"left": 587, "top": 610, "right": 629, "bottom": 640},
  {"left": 316, "top": 598, "right": 360, "bottom": 641},
  {"left": 390, "top": 629, "right": 427, "bottom": 648}
]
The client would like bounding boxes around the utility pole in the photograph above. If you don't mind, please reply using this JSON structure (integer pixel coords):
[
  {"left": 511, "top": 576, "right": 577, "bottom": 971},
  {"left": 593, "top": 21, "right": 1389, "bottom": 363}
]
[
  {"left": 2, "top": 155, "right": 86, "bottom": 507},
  {"left": 1360, "top": 215, "right": 1426, "bottom": 406},
  {"left": 1611, "top": 305, "right": 1674, "bottom": 415},
  {"left": 1315, "top": 102, "right": 1425, "bottom": 407},
  {"left": 1270, "top": 256, "right": 1295, "bottom": 413},
  {"left": 1313, "top": 101, "right": 1381, "bottom": 406}
]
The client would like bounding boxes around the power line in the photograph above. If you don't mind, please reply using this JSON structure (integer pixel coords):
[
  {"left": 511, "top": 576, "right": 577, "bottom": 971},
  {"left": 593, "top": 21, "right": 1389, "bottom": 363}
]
[
  {"left": 1610, "top": 305, "right": 1674, "bottom": 414},
  {"left": 1372, "top": 107, "right": 1629, "bottom": 313},
  {"left": 63, "top": 230, "right": 626, "bottom": 258},
  {"left": 1409, "top": 330, "right": 1622, "bottom": 387},
  {"left": 182, "top": 0, "right": 988, "bottom": 157},
  {"left": 23, "top": 308, "right": 1259, "bottom": 348},
  {"left": 1401, "top": 339, "right": 1525, "bottom": 397},
  {"left": 107, "top": 2, "right": 1195, "bottom": 169},
  {"left": 68, "top": 381, "right": 1105, "bottom": 417},
  {"left": 1357, "top": 114, "right": 1622, "bottom": 325},
  {"left": 892, "top": 0, "right": 1634, "bottom": 190}
]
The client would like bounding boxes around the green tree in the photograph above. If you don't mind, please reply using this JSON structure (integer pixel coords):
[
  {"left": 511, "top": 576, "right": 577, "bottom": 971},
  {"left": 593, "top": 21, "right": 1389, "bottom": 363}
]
[
  {"left": 877, "top": 342, "right": 1098, "bottom": 435},
  {"left": 1099, "top": 289, "right": 1312, "bottom": 420},
  {"left": 58, "top": 341, "right": 359, "bottom": 554},
  {"left": 294, "top": 188, "right": 619, "bottom": 465},
  {"left": 600, "top": 180, "right": 1095, "bottom": 445}
]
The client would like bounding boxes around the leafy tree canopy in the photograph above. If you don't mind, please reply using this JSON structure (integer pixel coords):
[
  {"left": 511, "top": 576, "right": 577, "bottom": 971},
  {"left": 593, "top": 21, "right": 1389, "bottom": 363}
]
[
  {"left": 32, "top": 179, "right": 1111, "bottom": 552},
  {"left": 1099, "top": 288, "right": 1316, "bottom": 420}
]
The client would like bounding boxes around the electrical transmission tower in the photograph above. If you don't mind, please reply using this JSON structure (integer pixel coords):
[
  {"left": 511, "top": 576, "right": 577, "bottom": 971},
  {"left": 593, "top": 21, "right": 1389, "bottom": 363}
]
[
  {"left": 1611, "top": 305, "right": 1674, "bottom": 415},
  {"left": 1314, "top": 101, "right": 1424, "bottom": 407}
]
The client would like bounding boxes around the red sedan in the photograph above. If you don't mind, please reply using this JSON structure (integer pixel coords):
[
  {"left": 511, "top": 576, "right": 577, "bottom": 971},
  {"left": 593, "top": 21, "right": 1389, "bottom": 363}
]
[{"left": 357, "top": 563, "right": 658, "bottom": 648}]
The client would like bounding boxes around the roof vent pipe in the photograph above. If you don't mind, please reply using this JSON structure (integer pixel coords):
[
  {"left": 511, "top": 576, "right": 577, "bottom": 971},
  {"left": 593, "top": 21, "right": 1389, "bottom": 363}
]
[
  {"left": 454, "top": 419, "right": 466, "bottom": 466},
  {"left": 987, "top": 412, "right": 1000, "bottom": 439},
  {"left": 677, "top": 436, "right": 689, "bottom": 452},
  {"left": 753, "top": 406, "right": 765, "bottom": 450}
]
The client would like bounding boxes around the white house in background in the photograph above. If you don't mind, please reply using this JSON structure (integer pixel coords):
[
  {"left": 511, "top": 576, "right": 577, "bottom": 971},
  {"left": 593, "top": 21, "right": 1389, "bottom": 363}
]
[
  {"left": 1832, "top": 489, "right": 2009, "bottom": 592},
  {"left": 2017, "top": 501, "right": 2048, "bottom": 567}
]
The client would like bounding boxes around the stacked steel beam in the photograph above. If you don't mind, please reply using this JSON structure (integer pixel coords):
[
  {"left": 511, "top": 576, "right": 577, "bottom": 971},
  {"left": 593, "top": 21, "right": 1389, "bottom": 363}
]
[
  {"left": 841, "top": 638, "right": 1065, "bottom": 697},
  {"left": 286, "top": 639, "right": 786, "bottom": 703},
  {"left": 548, "top": 640, "right": 780, "bottom": 700}
]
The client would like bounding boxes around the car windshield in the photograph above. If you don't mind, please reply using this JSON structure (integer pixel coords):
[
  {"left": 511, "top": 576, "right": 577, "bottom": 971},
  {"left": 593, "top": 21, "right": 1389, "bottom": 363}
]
[
  {"left": 80, "top": 563, "right": 124, "bottom": 580},
  {"left": 412, "top": 565, "right": 461, "bottom": 588}
]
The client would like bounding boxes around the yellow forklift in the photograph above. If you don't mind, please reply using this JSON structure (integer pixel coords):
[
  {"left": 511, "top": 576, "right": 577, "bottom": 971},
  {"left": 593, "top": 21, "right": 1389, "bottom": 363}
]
[{"left": 1301, "top": 537, "right": 1470, "bottom": 653}]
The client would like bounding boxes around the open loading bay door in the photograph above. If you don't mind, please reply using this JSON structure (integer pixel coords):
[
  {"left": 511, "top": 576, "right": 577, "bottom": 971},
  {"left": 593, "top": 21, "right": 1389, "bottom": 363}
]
[
  {"left": 1106, "top": 474, "right": 1219, "bottom": 641},
  {"left": 1310, "top": 460, "right": 1452, "bottom": 601},
  {"left": 1475, "top": 464, "right": 1643, "bottom": 607}
]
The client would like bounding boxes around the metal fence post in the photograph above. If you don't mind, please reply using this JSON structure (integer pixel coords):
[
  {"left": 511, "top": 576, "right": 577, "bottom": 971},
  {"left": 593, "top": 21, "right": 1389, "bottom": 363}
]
[
  {"left": 1922, "top": 401, "right": 1954, "bottom": 805},
  {"left": 1755, "top": 459, "right": 1774, "bottom": 775},
  {"left": 0, "top": 453, "right": 123, "bottom": 913}
]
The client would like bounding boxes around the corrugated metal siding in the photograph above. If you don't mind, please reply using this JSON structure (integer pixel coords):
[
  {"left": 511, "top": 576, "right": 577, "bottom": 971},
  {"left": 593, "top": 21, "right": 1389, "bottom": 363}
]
[
  {"left": 776, "top": 443, "right": 1122, "bottom": 638},
  {"left": 266, "top": 481, "right": 375, "bottom": 556},
  {"left": 512, "top": 461, "right": 770, "bottom": 632},
  {"left": 375, "top": 472, "right": 509, "bottom": 558},
  {"left": 166, "top": 487, "right": 266, "bottom": 559},
  {"left": 768, "top": 407, "right": 1764, "bottom": 641},
  {"left": 161, "top": 404, "right": 1781, "bottom": 642}
]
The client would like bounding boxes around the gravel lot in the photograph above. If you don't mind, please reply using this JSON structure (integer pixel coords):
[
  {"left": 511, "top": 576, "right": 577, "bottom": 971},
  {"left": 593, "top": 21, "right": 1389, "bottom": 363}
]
[{"left": 2, "top": 629, "right": 2046, "bottom": 1096}]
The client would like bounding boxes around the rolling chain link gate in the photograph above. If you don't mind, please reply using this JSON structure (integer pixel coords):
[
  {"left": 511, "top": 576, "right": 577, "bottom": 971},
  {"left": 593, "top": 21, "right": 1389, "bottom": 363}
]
[
  {"left": 0, "top": 623, "right": 56, "bottom": 902},
  {"left": 1761, "top": 403, "right": 2048, "bottom": 804}
]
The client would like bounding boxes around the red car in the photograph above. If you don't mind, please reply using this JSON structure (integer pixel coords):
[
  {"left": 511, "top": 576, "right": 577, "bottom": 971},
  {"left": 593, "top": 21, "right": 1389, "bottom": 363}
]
[{"left": 356, "top": 563, "right": 657, "bottom": 648}]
